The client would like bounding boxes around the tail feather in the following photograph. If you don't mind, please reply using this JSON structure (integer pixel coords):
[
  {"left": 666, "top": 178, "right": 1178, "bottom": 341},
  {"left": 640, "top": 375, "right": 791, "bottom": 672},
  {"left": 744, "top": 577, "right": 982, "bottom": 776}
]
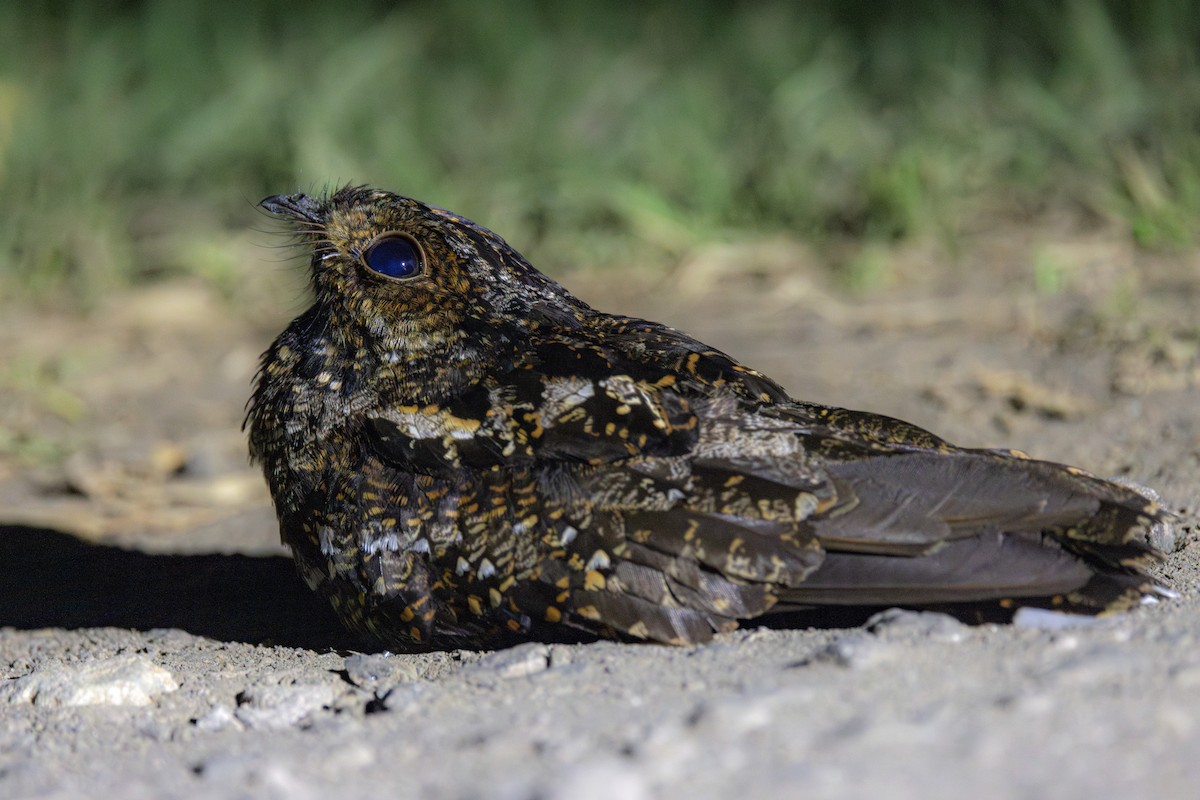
[
  {"left": 775, "top": 531, "right": 1094, "bottom": 606},
  {"left": 790, "top": 449, "right": 1168, "bottom": 612}
]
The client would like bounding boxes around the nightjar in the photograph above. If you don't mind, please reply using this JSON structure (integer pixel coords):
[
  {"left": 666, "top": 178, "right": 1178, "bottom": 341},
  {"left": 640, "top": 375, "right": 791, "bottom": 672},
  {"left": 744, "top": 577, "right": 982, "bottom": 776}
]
[{"left": 247, "top": 185, "right": 1171, "bottom": 649}]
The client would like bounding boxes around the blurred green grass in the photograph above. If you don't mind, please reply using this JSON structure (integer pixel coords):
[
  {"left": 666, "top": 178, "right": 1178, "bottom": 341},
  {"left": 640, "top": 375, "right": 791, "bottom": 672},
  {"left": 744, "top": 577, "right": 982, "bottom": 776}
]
[{"left": 1, "top": 0, "right": 1198, "bottom": 304}]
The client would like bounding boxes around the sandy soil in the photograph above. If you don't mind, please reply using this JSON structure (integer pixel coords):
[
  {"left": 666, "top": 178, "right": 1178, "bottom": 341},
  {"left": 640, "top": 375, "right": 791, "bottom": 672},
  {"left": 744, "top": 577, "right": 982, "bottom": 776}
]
[{"left": 2, "top": 225, "right": 1198, "bottom": 799}]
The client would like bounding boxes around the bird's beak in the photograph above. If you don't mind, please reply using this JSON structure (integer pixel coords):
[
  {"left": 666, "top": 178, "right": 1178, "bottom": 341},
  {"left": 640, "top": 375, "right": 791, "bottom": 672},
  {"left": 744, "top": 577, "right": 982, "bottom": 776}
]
[{"left": 259, "top": 193, "right": 324, "bottom": 224}]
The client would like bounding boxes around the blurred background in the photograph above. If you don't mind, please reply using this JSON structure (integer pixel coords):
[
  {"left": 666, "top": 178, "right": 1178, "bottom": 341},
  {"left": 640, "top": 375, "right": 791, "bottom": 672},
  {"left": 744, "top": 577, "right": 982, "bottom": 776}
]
[
  {"left": 2, "top": 0, "right": 1198, "bottom": 303},
  {"left": 0, "top": 0, "right": 1197, "bottom": 542}
]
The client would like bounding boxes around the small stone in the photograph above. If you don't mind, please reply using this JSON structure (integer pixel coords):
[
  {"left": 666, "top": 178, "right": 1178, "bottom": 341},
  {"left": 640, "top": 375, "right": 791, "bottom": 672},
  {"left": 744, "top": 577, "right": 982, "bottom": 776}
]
[
  {"left": 1013, "top": 607, "right": 1105, "bottom": 630},
  {"left": 469, "top": 642, "right": 551, "bottom": 679},
  {"left": 816, "top": 634, "right": 894, "bottom": 669},
  {"left": 547, "top": 645, "right": 575, "bottom": 668},
  {"left": 371, "top": 681, "right": 429, "bottom": 713},
  {"left": 0, "top": 655, "right": 178, "bottom": 708},
  {"left": 343, "top": 653, "right": 421, "bottom": 692},
  {"left": 866, "top": 608, "right": 969, "bottom": 642},
  {"left": 233, "top": 683, "right": 335, "bottom": 730},
  {"left": 194, "top": 703, "right": 243, "bottom": 732}
]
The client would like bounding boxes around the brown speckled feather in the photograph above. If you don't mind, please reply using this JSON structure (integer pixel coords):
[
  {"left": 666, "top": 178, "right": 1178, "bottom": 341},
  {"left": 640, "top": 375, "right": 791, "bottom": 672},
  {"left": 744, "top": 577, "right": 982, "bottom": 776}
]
[{"left": 247, "top": 186, "right": 1171, "bottom": 649}]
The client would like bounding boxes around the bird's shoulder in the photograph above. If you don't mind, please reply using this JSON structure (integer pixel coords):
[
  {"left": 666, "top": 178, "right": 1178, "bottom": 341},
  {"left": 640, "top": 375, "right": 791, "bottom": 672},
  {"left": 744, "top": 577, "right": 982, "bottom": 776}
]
[
  {"left": 364, "top": 320, "right": 706, "bottom": 474},
  {"left": 524, "top": 302, "right": 792, "bottom": 402}
]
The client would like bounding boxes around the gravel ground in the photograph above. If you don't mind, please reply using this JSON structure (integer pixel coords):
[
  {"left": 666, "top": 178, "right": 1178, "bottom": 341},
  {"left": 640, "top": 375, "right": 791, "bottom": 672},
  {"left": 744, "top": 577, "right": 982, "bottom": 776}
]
[{"left": 2, "top": 229, "right": 1198, "bottom": 799}]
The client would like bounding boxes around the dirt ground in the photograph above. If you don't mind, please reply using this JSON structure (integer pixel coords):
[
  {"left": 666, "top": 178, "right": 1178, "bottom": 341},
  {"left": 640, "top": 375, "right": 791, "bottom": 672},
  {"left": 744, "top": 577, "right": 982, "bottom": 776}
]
[{"left": 2, "top": 222, "right": 1198, "bottom": 799}]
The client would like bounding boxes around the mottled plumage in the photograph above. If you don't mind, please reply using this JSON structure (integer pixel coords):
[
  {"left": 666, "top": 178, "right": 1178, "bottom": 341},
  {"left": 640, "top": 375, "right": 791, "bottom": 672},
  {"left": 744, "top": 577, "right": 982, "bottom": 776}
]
[{"left": 247, "top": 185, "right": 1170, "bottom": 649}]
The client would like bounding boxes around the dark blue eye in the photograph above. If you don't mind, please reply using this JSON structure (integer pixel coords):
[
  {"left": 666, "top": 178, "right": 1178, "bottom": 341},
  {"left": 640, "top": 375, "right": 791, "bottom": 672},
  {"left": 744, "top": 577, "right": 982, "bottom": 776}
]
[{"left": 363, "top": 234, "right": 423, "bottom": 279}]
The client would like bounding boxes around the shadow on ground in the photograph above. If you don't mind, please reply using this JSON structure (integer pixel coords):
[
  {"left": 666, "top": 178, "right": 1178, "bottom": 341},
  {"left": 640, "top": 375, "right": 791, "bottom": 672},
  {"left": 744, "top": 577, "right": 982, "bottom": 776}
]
[
  {"left": 0, "top": 526, "right": 1023, "bottom": 653},
  {"left": 0, "top": 525, "right": 360, "bottom": 650}
]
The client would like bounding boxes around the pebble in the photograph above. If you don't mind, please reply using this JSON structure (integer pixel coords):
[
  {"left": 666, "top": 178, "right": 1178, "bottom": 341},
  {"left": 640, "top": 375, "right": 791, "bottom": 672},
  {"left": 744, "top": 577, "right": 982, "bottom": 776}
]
[
  {"left": 193, "top": 703, "right": 243, "bottom": 733},
  {"left": 0, "top": 655, "right": 178, "bottom": 708},
  {"left": 233, "top": 683, "right": 336, "bottom": 730},
  {"left": 1012, "top": 607, "right": 1105, "bottom": 630},
  {"left": 343, "top": 653, "right": 421, "bottom": 692},
  {"left": 467, "top": 642, "right": 551, "bottom": 680},
  {"left": 815, "top": 634, "right": 896, "bottom": 669},
  {"left": 866, "top": 608, "right": 970, "bottom": 642}
]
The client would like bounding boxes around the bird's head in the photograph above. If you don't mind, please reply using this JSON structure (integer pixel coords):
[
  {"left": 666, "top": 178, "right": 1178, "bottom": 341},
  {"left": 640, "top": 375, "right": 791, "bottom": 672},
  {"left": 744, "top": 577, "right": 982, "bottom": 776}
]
[{"left": 260, "top": 185, "right": 583, "bottom": 342}]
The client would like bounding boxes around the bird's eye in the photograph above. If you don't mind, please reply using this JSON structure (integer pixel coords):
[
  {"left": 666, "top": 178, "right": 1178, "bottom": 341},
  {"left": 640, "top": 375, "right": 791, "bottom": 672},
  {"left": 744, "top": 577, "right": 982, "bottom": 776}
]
[{"left": 362, "top": 234, "right": 423, "bottom": 279}]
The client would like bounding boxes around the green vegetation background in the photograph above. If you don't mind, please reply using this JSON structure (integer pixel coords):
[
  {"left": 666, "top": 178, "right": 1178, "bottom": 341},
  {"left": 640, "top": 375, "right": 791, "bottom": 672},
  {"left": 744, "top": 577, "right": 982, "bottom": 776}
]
[{"left": 1, "top": 0, "right": 1197, "bottom": 303}]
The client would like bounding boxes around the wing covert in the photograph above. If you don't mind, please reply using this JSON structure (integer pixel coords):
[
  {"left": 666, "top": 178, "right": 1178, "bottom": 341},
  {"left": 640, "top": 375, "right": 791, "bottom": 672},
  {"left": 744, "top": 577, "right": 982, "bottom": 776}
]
[{"left": 365, "top": 338, "right": 699, "bottom": 474}]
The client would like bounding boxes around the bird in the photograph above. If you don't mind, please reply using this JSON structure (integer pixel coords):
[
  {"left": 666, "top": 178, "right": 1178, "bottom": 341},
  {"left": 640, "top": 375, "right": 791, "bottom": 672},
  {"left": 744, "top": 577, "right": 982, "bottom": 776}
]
[{"left": 247, "top": 185, "right": 1171, "bottom": 649}]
